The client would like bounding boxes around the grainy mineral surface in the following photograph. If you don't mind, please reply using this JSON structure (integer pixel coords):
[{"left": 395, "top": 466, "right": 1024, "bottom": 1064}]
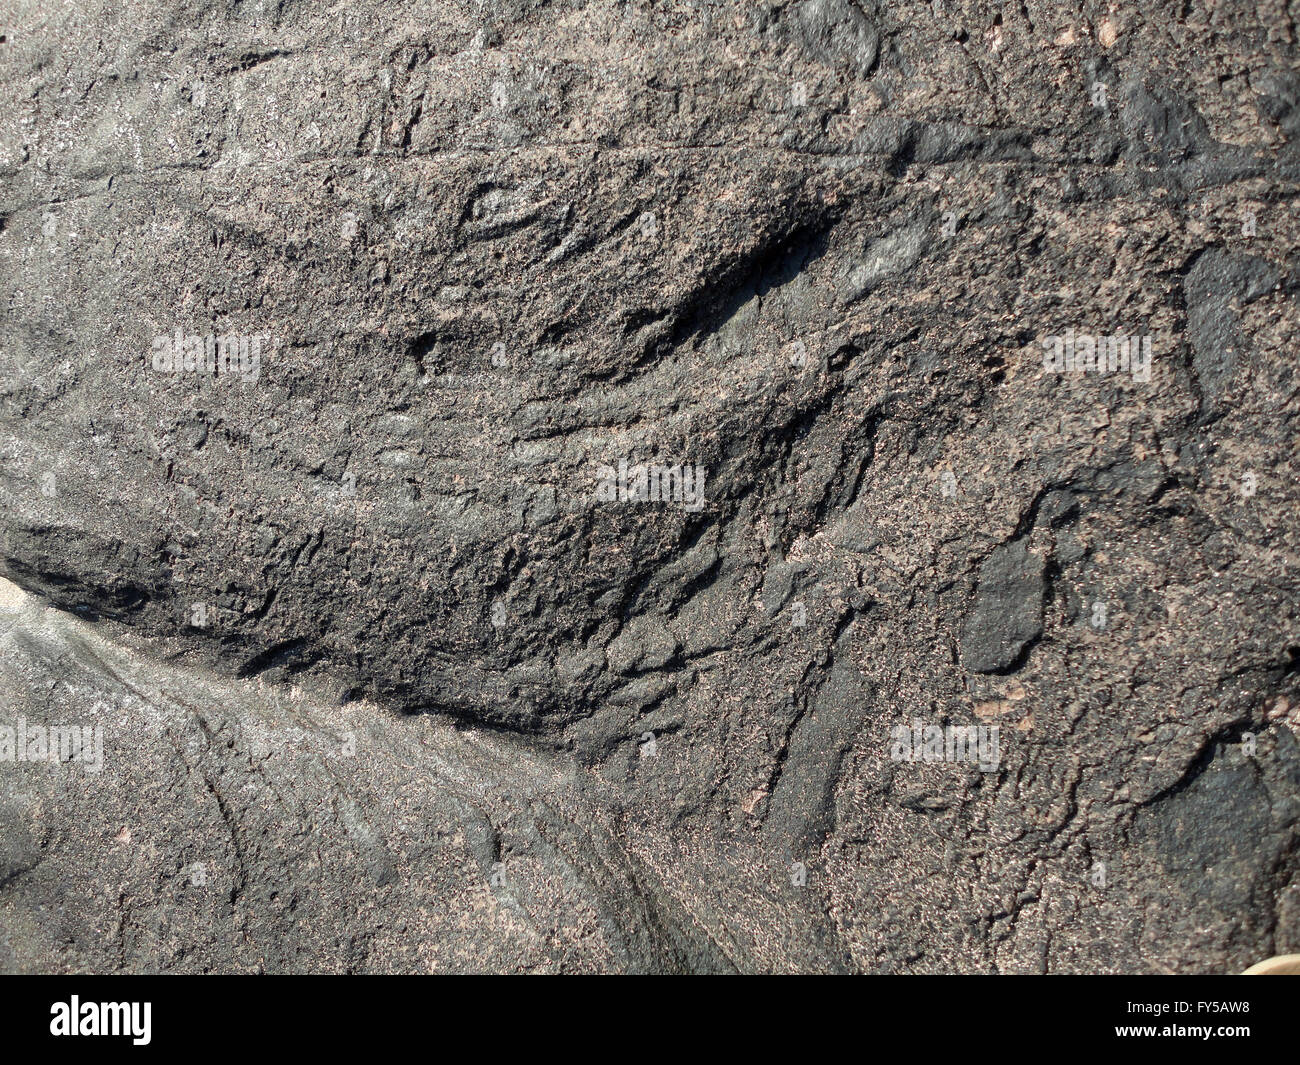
[{"left": 1, "top": 0, "right": 1298, "bottom": 973}]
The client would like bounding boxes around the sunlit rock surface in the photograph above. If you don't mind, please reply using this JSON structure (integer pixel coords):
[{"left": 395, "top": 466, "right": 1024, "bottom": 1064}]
[{"left": 1, "top": 1, "right": 1298, "bottom": 972}]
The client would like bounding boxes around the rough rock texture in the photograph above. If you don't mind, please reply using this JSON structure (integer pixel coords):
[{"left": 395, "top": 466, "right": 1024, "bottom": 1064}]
[{"left": 1, "top": 0, "right": 1299, "bottom": 973}]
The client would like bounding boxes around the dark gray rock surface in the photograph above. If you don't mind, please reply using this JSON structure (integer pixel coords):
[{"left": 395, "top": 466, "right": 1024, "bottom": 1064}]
[
  {"left": 960, "top": 536, "right": 1045, "bottom": 673},
  {"left": 1, "top": 0, "right": 1298, "bottom": 973}
]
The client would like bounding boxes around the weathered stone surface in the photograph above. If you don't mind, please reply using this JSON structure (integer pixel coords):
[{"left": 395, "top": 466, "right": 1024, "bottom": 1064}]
[
  {"left": 1185, "top": 249, "right": 1280, "bottom": 411},
  {"left": 1, "top": 1, "right": 1298, "bottom": 973},
  {"left": 960, "top": 537, "right": 1045, "bottom": 674}
]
